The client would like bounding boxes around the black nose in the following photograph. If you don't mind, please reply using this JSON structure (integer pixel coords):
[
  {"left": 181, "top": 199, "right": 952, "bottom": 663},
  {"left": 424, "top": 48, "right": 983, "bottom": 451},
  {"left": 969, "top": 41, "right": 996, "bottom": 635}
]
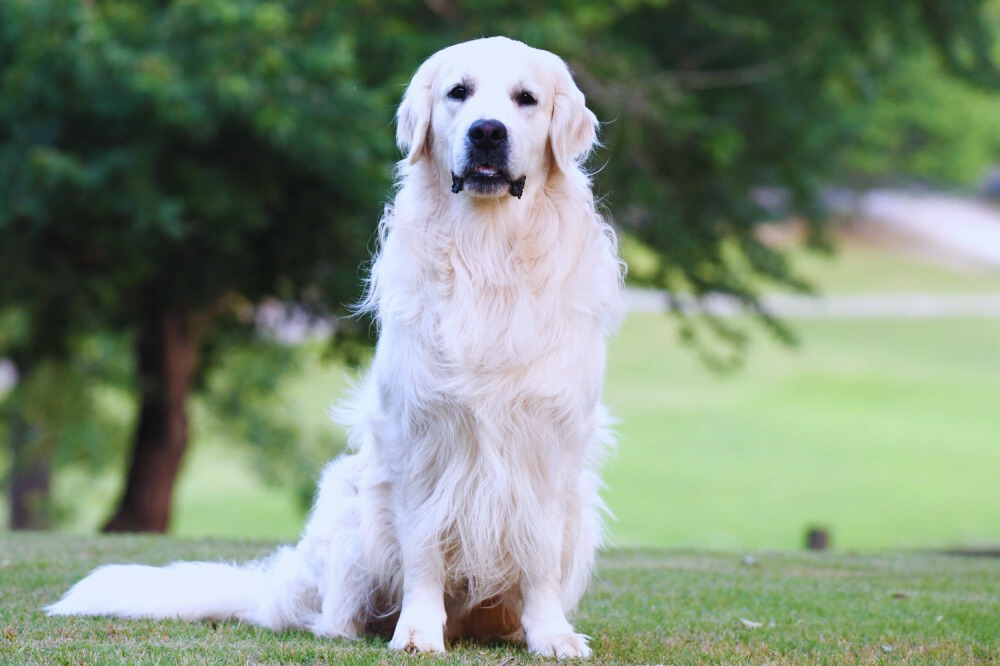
[{"left": 468, "top": 119, "right": 507, "bottom": 151}]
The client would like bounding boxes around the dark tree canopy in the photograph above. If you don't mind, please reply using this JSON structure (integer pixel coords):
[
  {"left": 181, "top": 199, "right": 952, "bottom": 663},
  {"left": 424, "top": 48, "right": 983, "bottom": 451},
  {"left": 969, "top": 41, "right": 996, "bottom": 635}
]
[
  {"left": 0, "top": 0, "right": 391, "bottom": 351},
  {"left": 0, "top": 0, "right": 396, "bottom": 530},
  {"left": 4, "top": 0, "right": 997, "bottom": 362}
]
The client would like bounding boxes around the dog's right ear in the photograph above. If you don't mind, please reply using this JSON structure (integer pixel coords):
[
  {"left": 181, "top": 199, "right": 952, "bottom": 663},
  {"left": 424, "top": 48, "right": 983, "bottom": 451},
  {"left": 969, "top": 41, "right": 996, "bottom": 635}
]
[{"left": 396, "top": 53, "right": 440, "bottom": 165}]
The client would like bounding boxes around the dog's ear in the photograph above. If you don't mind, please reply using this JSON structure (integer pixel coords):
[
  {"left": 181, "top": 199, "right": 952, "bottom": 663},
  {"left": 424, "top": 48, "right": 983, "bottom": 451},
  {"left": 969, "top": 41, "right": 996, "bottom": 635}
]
[
  {"left": 548, "top": 57, "right": 599, "bottom": 176},
  {"left": 396, "top": 53, "right": 440, "bottom": 165}
]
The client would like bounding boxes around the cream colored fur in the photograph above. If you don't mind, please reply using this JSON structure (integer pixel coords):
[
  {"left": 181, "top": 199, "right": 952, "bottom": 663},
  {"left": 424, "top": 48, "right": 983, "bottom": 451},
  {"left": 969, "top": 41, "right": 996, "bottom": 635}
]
[{"left": 46, "top": 36, "right": 624, "bottom": 660}]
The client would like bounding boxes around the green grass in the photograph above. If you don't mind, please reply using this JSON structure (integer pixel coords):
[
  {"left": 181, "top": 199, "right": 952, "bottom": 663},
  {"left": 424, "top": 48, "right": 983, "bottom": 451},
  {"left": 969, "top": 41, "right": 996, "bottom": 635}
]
[
  {"left": 604, "top": 316, "right": 1000, "bottom": 550},
  {"left": 2, "top": 533, "right": 998, "bottom": 664}
]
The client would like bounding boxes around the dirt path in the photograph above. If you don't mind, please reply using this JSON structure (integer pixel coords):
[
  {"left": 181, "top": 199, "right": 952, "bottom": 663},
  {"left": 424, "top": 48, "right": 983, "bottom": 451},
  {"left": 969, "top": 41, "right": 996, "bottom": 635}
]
[
  {"left": 625, "top": 288, "right": 1000, "bottom": 317},
  {"left": 859, "top": 190, "right": 1000, "bottom": 267}
]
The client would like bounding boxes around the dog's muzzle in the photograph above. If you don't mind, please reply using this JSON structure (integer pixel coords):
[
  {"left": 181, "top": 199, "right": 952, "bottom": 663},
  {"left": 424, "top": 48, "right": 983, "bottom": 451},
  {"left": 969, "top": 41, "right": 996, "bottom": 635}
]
[{"left": 451, "top": 118, "right": 526, "bottom": 199}]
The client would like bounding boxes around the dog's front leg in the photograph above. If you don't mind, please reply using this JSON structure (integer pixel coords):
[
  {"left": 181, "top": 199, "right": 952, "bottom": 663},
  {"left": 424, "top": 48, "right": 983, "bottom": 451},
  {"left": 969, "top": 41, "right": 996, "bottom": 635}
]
[
  {"left": 520, "top": 512, "right": 593, "bottom": 659},
  {"left": 388, "top": 536, "right": 447, "bottom": 653}
]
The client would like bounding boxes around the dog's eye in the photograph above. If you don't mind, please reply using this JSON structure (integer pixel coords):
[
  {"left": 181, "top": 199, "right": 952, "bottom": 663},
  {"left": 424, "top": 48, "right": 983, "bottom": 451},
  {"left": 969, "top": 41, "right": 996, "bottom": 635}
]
[
  {"left": 447, "top": 85, "right": 468, "bottom": 101},
  {"left": 516, "top": 91, "right": 537, "bottom": 107}
]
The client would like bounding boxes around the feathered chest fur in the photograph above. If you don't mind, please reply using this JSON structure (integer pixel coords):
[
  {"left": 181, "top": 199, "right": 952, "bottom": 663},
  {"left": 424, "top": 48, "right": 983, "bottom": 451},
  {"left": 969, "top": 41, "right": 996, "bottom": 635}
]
[
  {"left": 364, "top": 177, "right": 623, "bottom": 424},
  {"left": 391, "top": 208, "right": 611, "bottom": 358}
]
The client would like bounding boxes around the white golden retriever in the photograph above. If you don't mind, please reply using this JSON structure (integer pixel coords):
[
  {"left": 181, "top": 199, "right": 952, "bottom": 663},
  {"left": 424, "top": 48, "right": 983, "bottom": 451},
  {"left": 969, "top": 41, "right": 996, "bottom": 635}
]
[{"left": 47, "top": 36, "right": 624, "bottom": 659}]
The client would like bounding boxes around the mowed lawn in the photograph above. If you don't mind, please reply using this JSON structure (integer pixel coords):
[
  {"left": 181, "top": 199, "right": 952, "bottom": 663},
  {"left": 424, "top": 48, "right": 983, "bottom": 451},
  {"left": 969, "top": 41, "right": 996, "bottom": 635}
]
[
  {"left": 605, "top": 315, "right": 1000, "bottom": 550},
  {"left": 3, "top": 533, "right": 998, "bottom": 664}
]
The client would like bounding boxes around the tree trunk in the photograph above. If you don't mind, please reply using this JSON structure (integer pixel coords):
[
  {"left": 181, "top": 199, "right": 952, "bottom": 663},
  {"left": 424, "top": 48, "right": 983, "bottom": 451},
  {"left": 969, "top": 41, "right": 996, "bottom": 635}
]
[
  {"left": 103, "top": 309, "right": 202, "bottom": 533},
  {"left": 8, "top": 408, "right": 55, "bottom": 530}
]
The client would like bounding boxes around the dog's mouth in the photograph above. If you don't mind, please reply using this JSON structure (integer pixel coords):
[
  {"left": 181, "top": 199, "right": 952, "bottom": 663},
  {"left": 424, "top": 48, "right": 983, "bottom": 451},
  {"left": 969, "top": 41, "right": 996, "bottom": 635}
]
[
  {"left": 472, "top": 164, "right": 501, "bottom": 178},
  {"left": 451, "top": 165, "right": 526, "bottom": 199}
]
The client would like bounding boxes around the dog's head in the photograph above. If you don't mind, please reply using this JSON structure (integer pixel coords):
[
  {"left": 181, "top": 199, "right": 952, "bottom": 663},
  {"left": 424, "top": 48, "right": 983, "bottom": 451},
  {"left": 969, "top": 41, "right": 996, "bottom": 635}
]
[{"left": 396, "top": 37, "right": 598, "bottom": 199}]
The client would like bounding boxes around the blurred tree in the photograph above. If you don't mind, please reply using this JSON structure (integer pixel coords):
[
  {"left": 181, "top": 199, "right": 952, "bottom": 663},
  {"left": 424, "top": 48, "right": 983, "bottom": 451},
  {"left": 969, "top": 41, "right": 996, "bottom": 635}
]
[
  {"left": 0, "top": 333, "right": 133, "bottom": 530},
  {"left": 0, "top": 0, "right": 390, "bottom": 531},
  {"left": 2, "top": 0, "right": 998, "bottom": 531},
  {"left": 341, "top": 0, "right": 1000, "bottom": 365},
  {"left": 198, "top": 336, "right": 341, "bottom": 511},
  {"left": 837, "top": 51, "right": 1000, "bottom": 186}
]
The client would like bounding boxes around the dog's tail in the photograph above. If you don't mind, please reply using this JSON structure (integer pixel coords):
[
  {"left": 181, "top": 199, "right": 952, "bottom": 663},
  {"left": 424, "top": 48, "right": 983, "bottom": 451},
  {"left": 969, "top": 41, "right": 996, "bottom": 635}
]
[{"left": 45, "top": 545, "right": 315, "bottom": 631}]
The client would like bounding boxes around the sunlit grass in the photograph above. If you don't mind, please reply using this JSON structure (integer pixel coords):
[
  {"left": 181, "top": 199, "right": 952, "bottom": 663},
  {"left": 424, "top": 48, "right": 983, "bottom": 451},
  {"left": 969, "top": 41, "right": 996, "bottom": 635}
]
[
  {"left": 5, "top": 533, "right": 998, "bottom": 664},
  {"left": 605, "top": 315, "right": 1000, "bottom": 550}
]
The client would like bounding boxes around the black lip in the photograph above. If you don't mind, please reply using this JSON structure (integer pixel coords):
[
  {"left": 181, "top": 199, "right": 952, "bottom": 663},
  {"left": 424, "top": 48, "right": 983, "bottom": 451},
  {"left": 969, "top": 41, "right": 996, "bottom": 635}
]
[
  {"left": 466, "top": 169, "right": 510, "bottom": 182},
  {"left": 451, "top": 171, "right": 526, "bottom": 199},
  {"left": 465, "top": 172, "right": 510, "bottom": 195}
]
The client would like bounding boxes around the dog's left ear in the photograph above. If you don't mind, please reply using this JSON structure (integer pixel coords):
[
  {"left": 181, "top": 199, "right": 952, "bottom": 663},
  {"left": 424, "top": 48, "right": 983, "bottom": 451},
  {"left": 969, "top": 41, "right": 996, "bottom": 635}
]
[
  {"left": 396, "top": 53, "right": 440, "bottom": 165},
  {"left": 548, "top": 57, "right": 599, "bottom": 176}
]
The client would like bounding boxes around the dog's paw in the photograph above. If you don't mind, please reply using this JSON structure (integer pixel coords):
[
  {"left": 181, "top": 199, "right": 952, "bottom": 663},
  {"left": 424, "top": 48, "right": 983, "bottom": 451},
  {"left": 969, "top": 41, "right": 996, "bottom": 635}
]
[
  {"left": 526, "top": 631, "right": 592, "bottom": 659},
  {"left": 388, "top": 622, "right": 446, "bottom": 654}
]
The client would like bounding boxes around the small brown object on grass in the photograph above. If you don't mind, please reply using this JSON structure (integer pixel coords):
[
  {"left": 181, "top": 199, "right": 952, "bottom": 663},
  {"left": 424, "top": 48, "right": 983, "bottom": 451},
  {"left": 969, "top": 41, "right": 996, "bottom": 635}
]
[{"left": 806, "top": 526, "right": 829, "bottom": 551}]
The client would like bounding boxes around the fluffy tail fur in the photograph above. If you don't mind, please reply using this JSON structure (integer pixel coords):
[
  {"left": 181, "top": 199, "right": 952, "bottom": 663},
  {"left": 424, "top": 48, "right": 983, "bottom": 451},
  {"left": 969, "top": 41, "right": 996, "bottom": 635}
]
[
  {"left": 45, "top": 545, "right": 317, "bottom": 631},
  {"left": 46, "top": 456, "right": 366, "bottom": 635}
]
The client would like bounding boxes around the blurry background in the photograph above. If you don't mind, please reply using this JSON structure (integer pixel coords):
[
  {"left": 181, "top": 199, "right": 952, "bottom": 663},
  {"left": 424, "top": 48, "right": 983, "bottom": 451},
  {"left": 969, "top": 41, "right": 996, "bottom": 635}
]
[{"left": 1, "top": 0, "right": 998, "bottom": 551}]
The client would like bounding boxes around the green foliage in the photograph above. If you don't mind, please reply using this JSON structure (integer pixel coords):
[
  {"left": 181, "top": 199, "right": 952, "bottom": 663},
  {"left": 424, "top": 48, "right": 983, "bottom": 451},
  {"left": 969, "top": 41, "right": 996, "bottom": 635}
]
[
  {"left": 3, "top": 0, "right": 998, "bottom": 360},
  {"left": 837, "top": 52, "right": 1000, "bottom": 186},
  {"left": 0, "top": 0, "right": 394, "bottom": 523},
  {"left": 569, "top": 0, "right": 997, "bottom": 364},
  {"left": 0, "top": 0, "right": 391, "bottom": 349}
]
